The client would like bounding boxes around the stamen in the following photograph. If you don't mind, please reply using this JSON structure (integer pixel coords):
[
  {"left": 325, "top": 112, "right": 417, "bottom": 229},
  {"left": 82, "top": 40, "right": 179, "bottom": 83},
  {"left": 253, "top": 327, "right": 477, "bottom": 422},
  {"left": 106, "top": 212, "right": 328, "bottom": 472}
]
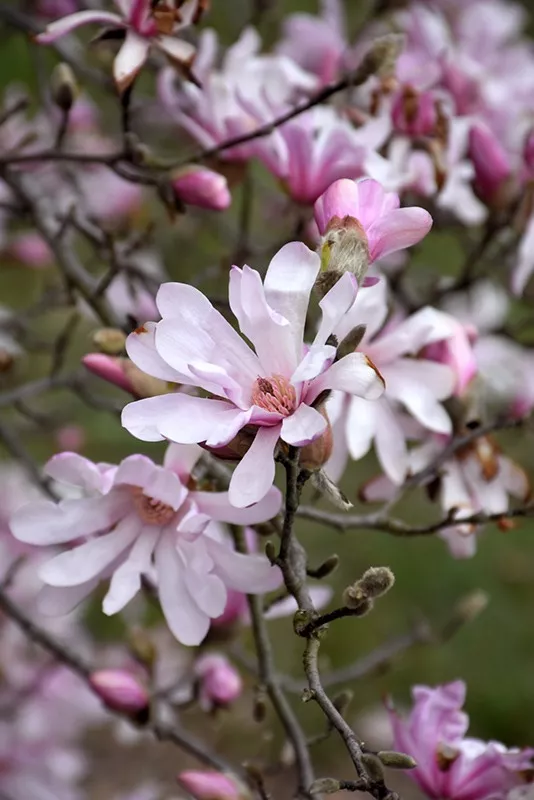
[
  {"left": 131, "top": 487, "right": 176, "bottom": 525},
  {"left": 251, "top": 374, "right": 296, "bottom": 416}
]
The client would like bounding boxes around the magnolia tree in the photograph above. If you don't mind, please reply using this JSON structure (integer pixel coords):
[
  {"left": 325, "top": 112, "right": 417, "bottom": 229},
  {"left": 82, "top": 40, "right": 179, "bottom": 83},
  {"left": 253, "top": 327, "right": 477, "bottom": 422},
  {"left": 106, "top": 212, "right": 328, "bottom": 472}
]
[{"left": 1, "top": 0, "right": 534, "bottom": 798}]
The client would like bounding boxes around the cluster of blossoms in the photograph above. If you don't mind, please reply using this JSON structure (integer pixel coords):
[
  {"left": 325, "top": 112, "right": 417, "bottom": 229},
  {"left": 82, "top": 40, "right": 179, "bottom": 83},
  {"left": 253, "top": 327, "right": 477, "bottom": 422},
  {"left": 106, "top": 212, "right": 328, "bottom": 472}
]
[{"left": 2, "top": 0, "right": 534, "bottom": 797}]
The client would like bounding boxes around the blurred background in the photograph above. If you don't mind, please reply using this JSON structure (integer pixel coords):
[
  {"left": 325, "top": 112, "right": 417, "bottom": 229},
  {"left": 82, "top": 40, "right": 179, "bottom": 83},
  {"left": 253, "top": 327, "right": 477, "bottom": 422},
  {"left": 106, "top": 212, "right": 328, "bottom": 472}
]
[{"left": 1, "top": 1, "right": 534, "bottom": 798}]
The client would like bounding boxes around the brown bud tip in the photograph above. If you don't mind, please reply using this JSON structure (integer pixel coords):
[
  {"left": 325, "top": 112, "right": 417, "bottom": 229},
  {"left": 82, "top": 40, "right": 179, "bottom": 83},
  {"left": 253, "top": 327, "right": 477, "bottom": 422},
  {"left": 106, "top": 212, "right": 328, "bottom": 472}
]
[
  {"left": 50, "top": 63, "right": 78, "bottom": 112},
  {"left": 92, "top": 327, "right": 127, "bottom": 355},
  {"left": 378, "top": 750, "right": 417, "bottom": 769},
  {"left": 309, "top": 778, "right": 341, "bottom": 795},
  {"left": 362, "top": 753, "right": 385, "bottom": 782},
  {"left": 359, "top": 566, "right": 396, "bottom": 599}
]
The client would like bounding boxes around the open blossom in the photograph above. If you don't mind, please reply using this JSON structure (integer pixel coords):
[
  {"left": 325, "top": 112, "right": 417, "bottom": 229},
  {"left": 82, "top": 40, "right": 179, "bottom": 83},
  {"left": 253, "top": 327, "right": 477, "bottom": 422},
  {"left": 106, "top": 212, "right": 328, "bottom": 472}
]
[
  {"left": 36, "top": 0, "right": 202, "bottom": 93},
  {"left": 159, "top": 26, "right": 317, "bottom": 162},
  {"left": 121, "top": 241, "right": 386, "bottom": 507},
  {"left": 326, "top": 278, "right": 460, "bottom": 485},
  {"left": 389, "top": 681, "right": 533, "bottom": 799},
  {"left": 10, "top": 446, "right": 282, "bottom": 645}
]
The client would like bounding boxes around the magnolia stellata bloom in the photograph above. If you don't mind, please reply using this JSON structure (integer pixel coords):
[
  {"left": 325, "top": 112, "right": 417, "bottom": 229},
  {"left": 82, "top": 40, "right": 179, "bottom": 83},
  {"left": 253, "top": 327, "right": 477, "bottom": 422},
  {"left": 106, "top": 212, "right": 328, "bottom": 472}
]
[
  {"left": 36, "top": 0, "right": 202, "bottom": 93},
  {"left": 326, "top": 278, "right": 459, "bottom": 485},
  {"left": 360, "top": 433, "right": 530, "bottom": 558},
  {"left": 10, "top": 446, "right": 282, "bottom": 645},
  {"left": 389, "top": 681, "right": 534, "bottom": 799},
  {"left": 121, "top": 241, "right": 386, "bottom": 507}
]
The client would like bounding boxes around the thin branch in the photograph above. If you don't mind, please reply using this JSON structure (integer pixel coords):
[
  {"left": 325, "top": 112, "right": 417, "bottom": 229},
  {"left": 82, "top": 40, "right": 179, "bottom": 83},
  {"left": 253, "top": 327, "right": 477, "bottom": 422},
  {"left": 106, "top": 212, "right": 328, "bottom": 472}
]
[{"left": 0, "top": 418, "right": 58, "bottom": 499}]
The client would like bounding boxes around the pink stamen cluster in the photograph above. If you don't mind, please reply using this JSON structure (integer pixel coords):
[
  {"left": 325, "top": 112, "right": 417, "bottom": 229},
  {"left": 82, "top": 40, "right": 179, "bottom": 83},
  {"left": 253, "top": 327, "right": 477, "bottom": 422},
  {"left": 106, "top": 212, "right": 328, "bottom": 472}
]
[
  {"left": 131, "top": 487, "right": 176, "bottom": 524},
  {"left": 251, "top": 375, "right": 297, "bottom": 416}
]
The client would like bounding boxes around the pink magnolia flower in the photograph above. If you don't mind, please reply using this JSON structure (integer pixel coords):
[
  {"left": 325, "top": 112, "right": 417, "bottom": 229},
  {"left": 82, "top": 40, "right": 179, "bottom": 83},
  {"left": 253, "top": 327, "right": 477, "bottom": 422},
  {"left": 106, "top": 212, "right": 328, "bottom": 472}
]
[
  {"left": 89, "top": 669, "right": 149, "bottom": 717},
  {"left": 326, "top": 278, "right": 458, "bottom": 485},
  {"left": 121, "top": 242, "right": 386, "bottom": 507},
  {"left": 314, "top": 177, "right": 433, "bottom": 262},
  {"left": 179, "top": 771, "right": 245, "bottom": 800},
  {"left": 172, "top": 166, "right": 232, "bottom": 211},
  {"left": 468, "top": 122, "right": 514, "bottom": 207},
  {"left": 276, "top": 0, "right": 349, "bottom": 85},
  {"left": 194, "top": 653, "right": 242, "bottom": 710},
  {"left": 158, "top": 26, "right": 317, "bottom": 162},
  {"left": 10, "top": 445, "right": 282, "bottom": 645},
  {"left": 389, "top": 681, "right": 533, "bottom": 799},
  {"left": 36, "top": 0, "right": 201, "bottom": 93}
]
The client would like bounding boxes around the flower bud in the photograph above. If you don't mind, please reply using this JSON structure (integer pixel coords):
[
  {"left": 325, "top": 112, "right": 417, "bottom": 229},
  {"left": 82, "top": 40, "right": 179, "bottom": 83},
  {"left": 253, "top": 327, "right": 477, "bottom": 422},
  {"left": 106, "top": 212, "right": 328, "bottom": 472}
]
[
  {"left": 89, "top": 669, "right": 149, "bottom": 721},
  {"left": 468, "top": 123, "right": 513, "bottom": 208},
  {"left": 8, "top": 232, "right": 52, "bottom": 268},
  {"left": 211, "top": 590, "right": 248, "bottom": 628},
  {"left": 524, "top": 129, "right": 534, "bottom": 178},
  {"left": 377, "top": 750, "right": 417, "bottom": 769},
  {"left": 309, "top": 778, "right": 341, "bottom": 795},
  {"left": 55, "top": 424, "right": 85, "bottom": 452},
  {"left": 391, "top": 86, "right": 437, "bottom": 137},
  {"left": 358, "top": 566, "right": 395, "bottom": 598},
  {"left": 311, "top": 468, "right": 353, "bottom": 510},
  {"left": 92, "top": 327, "right": 127, "bottom": 355},
  {"left": 423, "top": 320, "right": 478, "bottom": 397},
  {"left": 178, "top": 771, "right": 246, "bottom": 800},
  {"left": 171, "top": 166, "right": 231, "bottom": 211},
  {"left": 82, "top": 353, "right": 136, "bottom": 394},
  {"left": 341, "top": 590, "right": 374, "bottom": 616},
  {"left": 316, "top": 217, "right": 370, "bottom": 297},
  {"left": 50, "top": 63, "right": 78, "bottom": 112},
  {"left": 195, "top": 654, "right": 242, "bottom": 710},
  {"left": 362, "top": 753, "right": 385, "bottom": 782}
]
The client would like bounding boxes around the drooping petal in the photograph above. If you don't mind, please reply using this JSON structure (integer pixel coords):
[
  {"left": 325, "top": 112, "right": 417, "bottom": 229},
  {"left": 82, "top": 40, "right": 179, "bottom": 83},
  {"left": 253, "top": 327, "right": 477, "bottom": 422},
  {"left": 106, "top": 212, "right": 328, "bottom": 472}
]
[
  {"left": 103, "top": 526, "right": 159, "bottom": 615},
  {"left": 263, "top": 242, "right": 321, "bottom": 366},
  {"left": 39, "top": 514, "right": 141, "bottom": 587},
  {"left": 126, "top": 321, "right": 187, "bottom": 383},
  {"left": 367, "top": 207, "right": 433, "bottom": 262},
  {"left": 122, "top": 393, "right": 235, "bottom": 443},
  {"left": 345, "top": 395, "right": 376, "bottom": 460},
  {"left": 193, "top": 485, "right": 282, "bottom": 524},
  {"left": 290, "top": 344, "right": 336, "bottom": 384},
  {"left": 308, "top": 352, "right": 385, "bottom": 403},
  {"left": 314, "top": 272, "right": 359, "bottom": 347},
  {"left": 163, "top": 442, "right": 203, "bottom": 480},
  {"left": 228, "top": 425, "right": 280, "bottom": 508},
  {"left": 207, "top": 538, "right": 282, "bottom": 593},
  {"left": 181, "top": 539, "right": 227, "bottom": 618},
  {"left": 281, "top": 403, "right": 327, "bottom": 446},
  {"left": 157, "top": 35, "right": 196, "bottom": 66},
  {"left": 36, "top": 10, "right": 124, "bottom": 43},
  {"left": 382, "top": 360, "right": 453, "bottom": 433},
  {"left": 10, "top": 493, "right": 127, "bottom": 545},
  {"left": 373, "top": 398, "right": 409, "bottom": 484},
  {"left": 113, "top": 30, "right": 151, "bottom": 93},
  {"left": 45, "top": 452, "right": 108, "bottom": 493},
  {"left": 155, "top": 535, "right": 210, "bottom": 645}
]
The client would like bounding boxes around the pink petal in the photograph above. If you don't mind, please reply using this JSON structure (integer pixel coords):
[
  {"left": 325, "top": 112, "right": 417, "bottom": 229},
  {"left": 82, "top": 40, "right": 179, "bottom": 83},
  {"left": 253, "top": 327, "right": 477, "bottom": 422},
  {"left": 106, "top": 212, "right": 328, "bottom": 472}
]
[
  {"left": 314, "top": 178, "right": 361, "bottom": 234},
  {"left": 39, "top": 515, "right": 140, "bottom": 587},
  {"left": 193, "top": 485, "right": 282, "bottom": 524},
  {"left": 291, "top": 344, "right": 336, "bottom": 383},
  {"left": 309, "top": 352, "right": 385, "bottom": 403},
  {"left": 314, "top": 271, "right": 359, "bottom": 347},
  {"left": 228, "top": 425, "right": 280, "bottom": 508},
  {"left": 207, "top": 539, "right": 282, "bottom": 593},
  {"left": 45, "top": 452, "right": 107, "bottom": 493},
  {"left": 122, "top": 394, "right": 235, "bottom": 443},
  {"left": 126, "top": 321, "right": 188, "bottom": 383},
  {"left": 373, "top": 398, "right": 409, "bottom": 484},
  {"left": 36, "top": 10, "right": 123, "bottom": 43},
  {"left": 10, "top": 494, "right": 125, "bottom": 545},
  {"left": 113, "top": 453, "right": 159, "bottom": 488},
  {"left": 281, "top": 403, "right": 327, "bottom": 446},
  {"left": 157, "top": 35, "right": 196, "bottom": 65},
  {"left": 155, "top": 535, "right": 210, "bottom": 645},
  {"left": 144, "top": 467, "right": 187, "bottom": 510},
  {"left": 103, "top": 526, "right": 159, "bottom": 614},
  {"left": 163, "top": 443, "right": 203, "bottom": 480},
  {"left": 367, "top": 207, "right": 433, "bottom": 262},
  {"left": 382, "top": 360, "right": 453, "bottom": 433},
  {"left": 38, "top": 581, "right": 100, "bottom": 616},
  {"left": 113, "top": 30, "right": 150, "bottom": 93},
  {"left": 346, "top": 395, "right": 377, "bottom": 461}
]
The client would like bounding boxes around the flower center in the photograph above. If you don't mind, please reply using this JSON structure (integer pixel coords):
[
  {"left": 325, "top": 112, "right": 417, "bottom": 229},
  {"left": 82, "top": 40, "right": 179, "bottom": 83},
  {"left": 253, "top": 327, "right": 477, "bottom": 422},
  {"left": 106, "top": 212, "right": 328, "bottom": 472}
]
[
  {"left": 131, "top": 487, "right": 176, "bottom": 525},
  {"left": 251, "top": 375, "right": 296, "bottom": 416}
]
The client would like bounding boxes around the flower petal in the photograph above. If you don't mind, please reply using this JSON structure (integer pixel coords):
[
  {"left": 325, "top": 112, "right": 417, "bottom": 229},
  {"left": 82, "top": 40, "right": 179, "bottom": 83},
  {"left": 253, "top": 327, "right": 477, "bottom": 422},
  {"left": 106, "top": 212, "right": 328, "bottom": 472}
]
[
  {"left": 382, "top": 360, "right": 453, "bottom": 433},
  {"left": 122, "top": 393, "right": 236, "bottom": 443},
  {"left": 114, "top": 30, "right": 151, "bottom": 93},
  {"left": 39, "top": 514, "right": 141, "bottom": 587},
  {"left": 163, "top": 443, "right": 203, "bottom": 480},
  {"left": 291, "top": 344, "right": 336, "bottom": 383},
  {"left": 368, "top": 207, "right": 433, "bottom": 262},
  {"left": 193, "top": 485, "right": 282, "bottom": 524},
  {"left": 308, "top": 352, "right": 385, "bottom": 403},
  {"left": 281, "top": 403, "right": 327, "bottom": 446},
  {"left": 45, "top": 452, "right": 108, "bottom": 493},
  {"left": 157, "top": 35, "right": 196, "bottom": 66},
  {"left": 38, "top": 581, "right": 100, "bottom": 616},
  {"left": 126, "top": 321, "right": 187, "bottom": 383},
  {"left": 103, "top": 526, "right": 159, "bottom": 615},
  {"left": 207, "top": 538, "right": 282, "bottom": 593},
  {"left": 314, "top": 271, "right": 359, "bottom": 347},
  {"left": 229, "top": 425, "right": 280, "bottom": 508},
  {"left": 155, "top": 535, "right": 210, "bottom": 645},
  {"left": 345, "top": 395, "right": 376, "bottom": 461},
  {"left": 36, "top": 10, "right": 123, "bottom": 43}
]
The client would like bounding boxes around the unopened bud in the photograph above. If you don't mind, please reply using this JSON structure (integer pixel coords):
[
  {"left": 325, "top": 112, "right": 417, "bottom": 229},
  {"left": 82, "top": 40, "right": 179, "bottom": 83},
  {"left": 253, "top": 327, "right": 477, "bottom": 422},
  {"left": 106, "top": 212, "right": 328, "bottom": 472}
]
[
  {"left": 359, "top": 33, "right": 405, "bottom": 82},
  {"left": 309, "top": 777, "right": 341, "bottom": 795},
  {"left": 391, "top": 85, "right": 436, "bottom": 137},
  {"left": 341, "top": 591, "right": 374, "bottom": 616},
  {"left": 378, "top": 750, "right": 417, "bottom": 769},
  {"left": 122, "top": 358, "right": 171, "bottom": 398},
  {"left": 89, "top": 669, "right": 149, "bottom": 721},
  {"left": 315, "top": 217, "right": 370, "bottom": 298},
  {"left": 178, "top": 771, "right": 246, "bottom": 800},
  {"left": 171, "top": 166, "right": 231, "bottom": 211},
  {"left": 195, "top": 654, "right": 242, "bottom": 710},
  {"left": 264, "top": 541, "right": 277, "bottom": 564},
  {"left": 92, "top": 327, "right": 127, "bottom": 355},
  {"left": 332, "top": 689, "right": 353, "bottom": 716},
  {"left": 50, "top": 63, "right": 78, "bottom": 112},
  {"left": 83, "top": 353, "right": 136, "bottom": 394},
  {"left": 311, "top": 469, "right": 353, "bottom": 510},
  {"left": 362, "top": 753, "right": 385, "bottom": 782},
  {"left": 308, "top": 554, "right": 339, "bottom": 579},
  {"left": 358, "top": 566, "right": 395, "bottom": 598}
]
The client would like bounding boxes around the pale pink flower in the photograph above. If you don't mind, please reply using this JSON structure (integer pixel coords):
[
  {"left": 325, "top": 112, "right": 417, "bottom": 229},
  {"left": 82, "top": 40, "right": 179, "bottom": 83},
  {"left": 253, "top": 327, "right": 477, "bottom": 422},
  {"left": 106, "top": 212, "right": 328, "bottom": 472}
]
[
  {"left": 389, "top": 681, "right": 534, "bottom": 799},
  {"left": 172, "top": 166, "right": 231, "bottom": 211},
  {"left": 121, "top": 242, "right": 385, "bottom": 507},
  {"left": 36, "top": 0, "right": 201, "bottom": 93},
  {"left": 194, "top": 654, "right": 242, "bottom": 710},
  {"left": 158, "top": 26, "right": 317, "bottom": 162},
  {"left": 326, "top": 278, "right": 458, "bottom": 484},
  {"left": 276, "top": 0, "right": 349, "bottom": 85},
  {"left": 313, "top": 177, "right": 433, "bottom": 261},
  {"left": 10, "top": 446, "right": 282, "bottom": 645},
  {"left": 179, "top": 771, "right": 244, "bottom": 800}
]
